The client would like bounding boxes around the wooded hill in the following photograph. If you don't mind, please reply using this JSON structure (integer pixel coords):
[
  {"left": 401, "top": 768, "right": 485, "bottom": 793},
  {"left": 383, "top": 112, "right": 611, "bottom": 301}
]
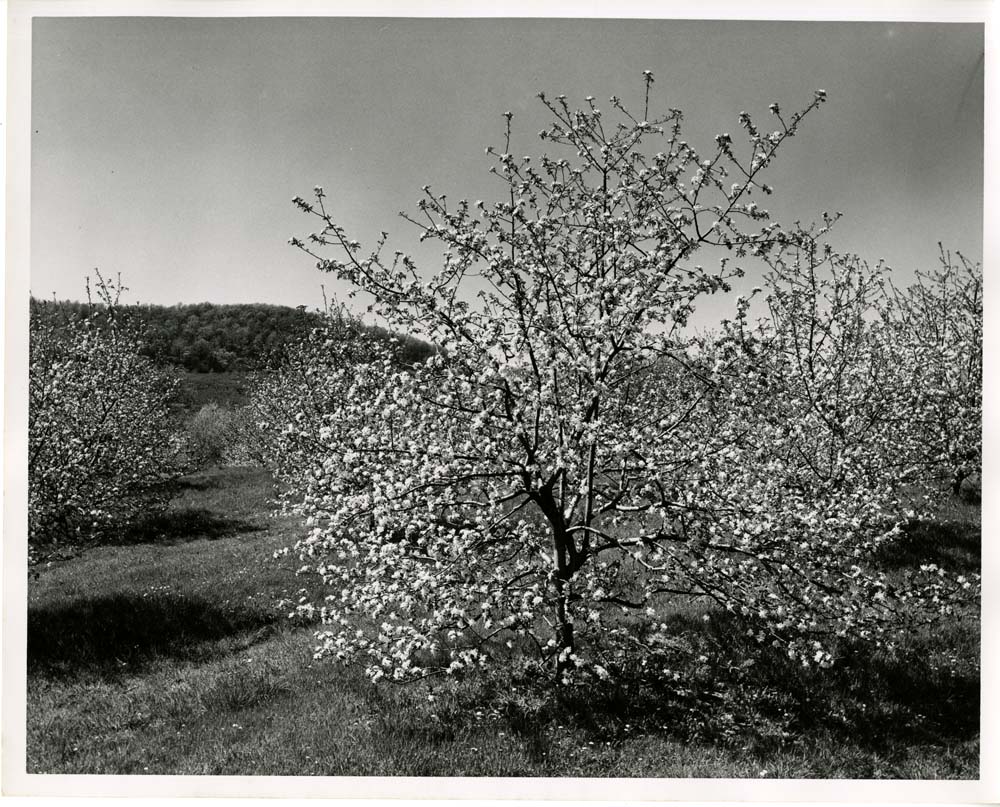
[{"left": 28, "top": 299, "right": 434, "bottom": 372}]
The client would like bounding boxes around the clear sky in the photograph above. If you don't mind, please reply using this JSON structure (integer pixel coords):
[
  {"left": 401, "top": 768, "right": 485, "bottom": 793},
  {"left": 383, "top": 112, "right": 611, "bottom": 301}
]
[{"left": 31, "top": 17, "right": 983, "bottom": 323}]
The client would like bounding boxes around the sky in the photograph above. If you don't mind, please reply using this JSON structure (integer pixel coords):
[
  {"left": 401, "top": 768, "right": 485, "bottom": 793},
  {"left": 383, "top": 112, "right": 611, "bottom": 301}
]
[{"left": 30, "top": 16, "right": 984, "bottom": 325}]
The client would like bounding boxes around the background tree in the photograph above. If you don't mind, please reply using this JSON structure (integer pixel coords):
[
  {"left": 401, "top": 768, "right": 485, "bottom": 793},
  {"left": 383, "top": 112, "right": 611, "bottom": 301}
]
[
  {"left": 28, "top": 274, "right": 181, "bottom": 562},
  {"left": 277, "top": 78, "right": 978, "bottom": 684},
  {"left": 250, "top": 307, "right": 400, "bottom": 476},
  {"left": 885, "top": 246, "right": 982, "bottom": 499}
]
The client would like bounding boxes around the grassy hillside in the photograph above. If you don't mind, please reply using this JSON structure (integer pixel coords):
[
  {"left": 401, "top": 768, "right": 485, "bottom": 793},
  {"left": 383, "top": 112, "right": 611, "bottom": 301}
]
[{"left": 26, "top": 466, "right": 980, "bottom": 777}]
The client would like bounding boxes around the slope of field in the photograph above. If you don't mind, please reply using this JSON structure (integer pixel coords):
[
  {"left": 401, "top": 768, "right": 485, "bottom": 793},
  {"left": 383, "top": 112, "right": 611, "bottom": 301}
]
[{"left": 26, "top": 466, "right": 980, "bottom": 777}]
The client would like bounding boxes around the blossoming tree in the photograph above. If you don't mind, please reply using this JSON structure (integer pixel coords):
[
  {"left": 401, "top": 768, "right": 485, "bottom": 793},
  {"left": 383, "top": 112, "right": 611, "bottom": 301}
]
[
  {"left": 29, "top": 274, "right": 180, "bottom": 562},
  {"left": 886, "top": 247, "right": 982, "bottom": 498},
  {"left": 275, "top": 77, "right": 979, "bottom": 683}
]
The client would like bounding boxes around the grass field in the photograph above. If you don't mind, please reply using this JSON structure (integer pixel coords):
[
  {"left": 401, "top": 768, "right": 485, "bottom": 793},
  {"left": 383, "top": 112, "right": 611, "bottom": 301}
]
[
  {"left": 26, "top": 465, "right": 981, "bottom": 777},
  {"left": 173, "top": 371, "right": 252, "bottom": 414}
]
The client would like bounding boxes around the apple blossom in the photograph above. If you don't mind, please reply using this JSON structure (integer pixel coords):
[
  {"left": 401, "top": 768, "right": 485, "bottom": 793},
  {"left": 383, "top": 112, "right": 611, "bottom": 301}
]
[{"left": 267, "top": 80, "right": 979, "bottom": 684}]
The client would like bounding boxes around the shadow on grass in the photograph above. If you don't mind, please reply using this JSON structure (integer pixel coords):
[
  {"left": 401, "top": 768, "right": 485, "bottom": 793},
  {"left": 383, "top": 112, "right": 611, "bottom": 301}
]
[
  {"left": 109, "top": 508, "right": 264, "bottom": 546},
  {"left": 28, "top": 592, "right": 277, "bottom": 678},
  {"left": 876, "top": 518, "right": 981, "bottom": 574},
  {"left": 527, "top": 610, "right": 980, "bottom": 757}
]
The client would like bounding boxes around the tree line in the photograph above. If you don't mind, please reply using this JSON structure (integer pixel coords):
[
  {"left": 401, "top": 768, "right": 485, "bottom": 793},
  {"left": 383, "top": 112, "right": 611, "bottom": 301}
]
[{"left": 28, "top": 298, "right": 434, "bottom": 372}]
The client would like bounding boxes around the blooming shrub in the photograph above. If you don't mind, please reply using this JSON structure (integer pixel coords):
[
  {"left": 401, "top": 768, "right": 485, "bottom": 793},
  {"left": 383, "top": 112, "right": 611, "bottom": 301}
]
[
  {"left": 272, "top": 78, "right": 979, "bottom": 684},
  {"left": 29, "top": 277, "right": 181, "bottom": 561}
]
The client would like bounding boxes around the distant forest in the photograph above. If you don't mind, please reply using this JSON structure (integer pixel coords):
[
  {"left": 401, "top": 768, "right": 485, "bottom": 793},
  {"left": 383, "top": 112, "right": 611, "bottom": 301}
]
[{"left": 29, "top": 299, "right": 434, "bottom": 372}]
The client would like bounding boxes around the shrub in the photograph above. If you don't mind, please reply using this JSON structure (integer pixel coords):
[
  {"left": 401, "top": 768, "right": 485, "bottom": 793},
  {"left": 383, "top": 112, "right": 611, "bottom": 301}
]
[{"left": 185, "top": 404, "right": 239, "bottom": 467}]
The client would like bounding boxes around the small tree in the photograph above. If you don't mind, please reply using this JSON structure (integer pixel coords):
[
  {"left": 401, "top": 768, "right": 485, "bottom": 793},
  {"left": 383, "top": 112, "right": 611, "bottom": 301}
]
[
  {"left": 279, "top": 78, "right": 977, "bottom": 683},
  {"left": 29, "top": 274, "right": 181, "bottom": 562}
]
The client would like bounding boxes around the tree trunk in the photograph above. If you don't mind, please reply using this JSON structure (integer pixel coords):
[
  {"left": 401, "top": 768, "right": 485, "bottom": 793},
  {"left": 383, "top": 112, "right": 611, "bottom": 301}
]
[
  {"left": 551, "top": 517, "right": 576, "bottom": 678},
  {"left": 536, "top": 487, "right": 578, "bottom": 678},
  {"left": 554, "top": 573, "right": 575, "bottom": 677},
  {"left": 952, "top": 469, "right": 966, "bottom": 498}
]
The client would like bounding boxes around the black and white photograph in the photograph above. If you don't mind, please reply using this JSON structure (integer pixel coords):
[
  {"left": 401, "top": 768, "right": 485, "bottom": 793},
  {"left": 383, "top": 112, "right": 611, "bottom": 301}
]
[{"left": 3, "top": 1, "right": 995, "bottom": 801}]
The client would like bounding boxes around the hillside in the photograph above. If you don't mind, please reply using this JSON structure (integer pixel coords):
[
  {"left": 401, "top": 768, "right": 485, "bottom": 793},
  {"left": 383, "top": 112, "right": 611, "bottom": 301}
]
[{"left": 28, "top": 298, "right": 434, "bottom": 373}]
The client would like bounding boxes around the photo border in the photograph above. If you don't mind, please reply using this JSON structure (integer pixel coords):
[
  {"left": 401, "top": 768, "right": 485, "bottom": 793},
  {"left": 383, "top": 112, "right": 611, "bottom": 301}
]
[{"left": 4, "top": 1, "right": 997, "bottom": 802}]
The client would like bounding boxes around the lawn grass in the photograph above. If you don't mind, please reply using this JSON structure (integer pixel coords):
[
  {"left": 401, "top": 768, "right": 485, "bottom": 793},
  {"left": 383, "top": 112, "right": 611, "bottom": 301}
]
[{"left": 25, "top": 466, "right": 981, "bottom": 777}]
